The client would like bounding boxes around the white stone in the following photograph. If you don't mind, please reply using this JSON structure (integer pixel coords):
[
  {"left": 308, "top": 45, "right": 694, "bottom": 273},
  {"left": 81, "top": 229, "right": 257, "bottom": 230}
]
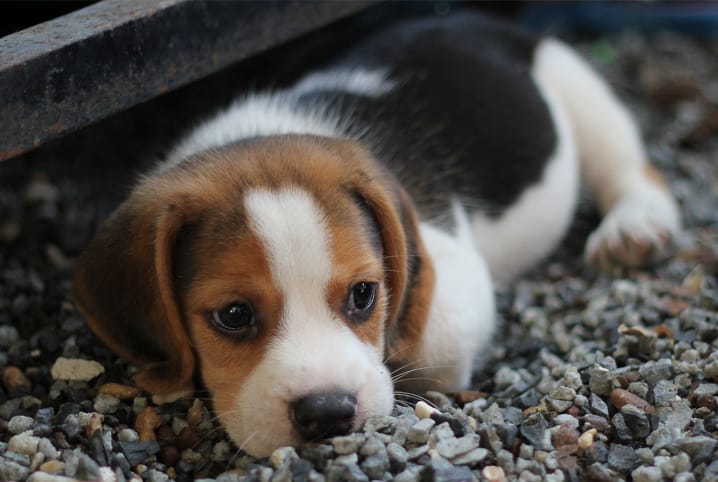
[
  {"left": 8, "top": 430, "right": 40, "bottom": 455},
  {"left": 28, "top": 472, "right": 77, "bottom": 482},
  {"left": 50, "top": 357, "right": 105, "bottom": 381},
  {"left": 415, "top": 401, "right": 438, "bottom": 419}
]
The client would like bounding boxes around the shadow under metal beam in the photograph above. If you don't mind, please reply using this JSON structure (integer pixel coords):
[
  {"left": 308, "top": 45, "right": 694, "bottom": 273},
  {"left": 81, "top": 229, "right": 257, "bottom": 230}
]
[{"left": 0, "top": 0, "right": 377, "bottom": 161}]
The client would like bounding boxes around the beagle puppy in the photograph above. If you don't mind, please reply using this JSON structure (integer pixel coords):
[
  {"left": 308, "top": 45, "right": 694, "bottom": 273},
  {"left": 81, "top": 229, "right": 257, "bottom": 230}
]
[{"left": 73, "top": 12, "right": 681, "bottom": 457}]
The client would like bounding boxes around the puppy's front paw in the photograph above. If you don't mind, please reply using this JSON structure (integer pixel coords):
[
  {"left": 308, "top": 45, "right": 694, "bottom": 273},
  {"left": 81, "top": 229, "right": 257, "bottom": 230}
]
[{"left": 585, "top": 185, "right": 681, "bottom": 272}]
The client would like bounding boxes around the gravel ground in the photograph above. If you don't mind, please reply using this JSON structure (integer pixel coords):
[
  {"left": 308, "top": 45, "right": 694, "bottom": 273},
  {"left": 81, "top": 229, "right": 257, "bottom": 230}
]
[{"left": 2, "top": 28, "right": 718, "bottom": 482}]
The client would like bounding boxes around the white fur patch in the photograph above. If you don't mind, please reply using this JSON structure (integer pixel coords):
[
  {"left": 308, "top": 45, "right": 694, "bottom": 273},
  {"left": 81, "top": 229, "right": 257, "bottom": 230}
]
[
  {"left": 226, "top": 187, "right": 393, "bottom": 457},
  {"left": 396, "top": 218, "right": 495, "bottom": 393},
  {"left": 534, "top": 39, "right": 681, "bottom": 269},
  {"left": 159, "top": 68, "right": 395, "bottom": 172},
  {"left": 533, "top": 39, "right": 646, "bottom": 211},
  {"left": 291, "top": 68, "right": 396, "bottom": 98}
]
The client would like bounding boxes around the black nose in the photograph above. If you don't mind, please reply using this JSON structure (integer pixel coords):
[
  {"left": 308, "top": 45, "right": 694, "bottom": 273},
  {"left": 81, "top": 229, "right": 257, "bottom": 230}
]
[{"left": 290, "top": 391, "right": 358, "bottom": 440}]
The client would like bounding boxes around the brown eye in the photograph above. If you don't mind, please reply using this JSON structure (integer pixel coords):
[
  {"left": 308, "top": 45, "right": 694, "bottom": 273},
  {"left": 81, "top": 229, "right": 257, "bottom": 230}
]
[
  {"left": 345, "top": 282, "right": 377, "bottom": 323},
  {"left": 211, "top": 302, "right": 256, "bottom": 337}
]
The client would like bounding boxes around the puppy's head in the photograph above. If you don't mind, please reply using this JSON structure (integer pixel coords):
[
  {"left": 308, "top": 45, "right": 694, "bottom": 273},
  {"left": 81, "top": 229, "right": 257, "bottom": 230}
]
[{"left": 74, "top": 136, "right": 433, "bottom": 456}]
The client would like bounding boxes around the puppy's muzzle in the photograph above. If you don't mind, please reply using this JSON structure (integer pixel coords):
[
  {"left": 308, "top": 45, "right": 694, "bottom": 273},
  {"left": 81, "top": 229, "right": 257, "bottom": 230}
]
[{"left": 290, "top": 391, "right": 358, "bottom": 440}]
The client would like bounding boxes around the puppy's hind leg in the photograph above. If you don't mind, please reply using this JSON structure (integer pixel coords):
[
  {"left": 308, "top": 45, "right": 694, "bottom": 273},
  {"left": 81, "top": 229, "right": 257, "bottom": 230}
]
[{"left": 533, "top": 39, "right": 681, "bottom": 271}]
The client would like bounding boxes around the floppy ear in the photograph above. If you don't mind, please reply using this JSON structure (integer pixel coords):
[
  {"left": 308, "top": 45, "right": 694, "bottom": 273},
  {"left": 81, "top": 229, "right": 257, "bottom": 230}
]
[
  {"left": 348, "top": 160, "right": 436, "bottom": 362},
  {"left": 73, "top": 189, "right": 195, "bottom": 394}
]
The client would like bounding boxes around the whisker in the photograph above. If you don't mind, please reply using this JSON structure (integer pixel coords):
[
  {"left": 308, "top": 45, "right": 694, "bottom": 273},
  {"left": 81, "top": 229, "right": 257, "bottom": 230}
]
[
  {"left": 392, "top": 363, "right": 457, "bottom": 383},
  {"left": 383, "top": 342, "right": 423, "bottom": 364},
  {"left": 394, "top": 376, "right": 445, "bottom": 386},
  {"left": 389, "top": 358, "right": 425, "bottom": 376}
]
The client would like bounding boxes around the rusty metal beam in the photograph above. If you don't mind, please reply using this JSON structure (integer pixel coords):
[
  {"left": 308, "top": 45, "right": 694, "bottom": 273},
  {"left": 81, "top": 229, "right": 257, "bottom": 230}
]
[{"left": 0, "top": 0, "right": 378, "bottom": 161}]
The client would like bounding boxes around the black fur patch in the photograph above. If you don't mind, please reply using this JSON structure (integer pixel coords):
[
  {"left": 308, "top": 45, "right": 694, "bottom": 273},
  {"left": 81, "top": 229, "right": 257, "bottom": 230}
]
[{"left": 297, "top": 12, "right": 557, "bottom": 221}]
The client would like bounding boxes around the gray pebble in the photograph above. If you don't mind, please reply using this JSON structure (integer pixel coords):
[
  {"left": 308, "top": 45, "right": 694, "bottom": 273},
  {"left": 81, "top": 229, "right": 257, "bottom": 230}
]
[
  {"left": 627, "top": 381, "right": 650, "bottom": 399},
  {"left": 393, "top": 466, "right": 421, "bottom": 482},
  {"left": 589, "top": 365, "right": 614, "bottom": 396},
  {"left": 516, "top": 388, "right": 542, "bottom": 409},
  {"left": 301, "top": 445, "right": 333, "bottom": 471},
  {"left": 65, "top": 451, "right": 101, "bottom": 480},
  {"left": 661, "top": 400, "right": 693, "bottom": 433},
  {"left": 363, "top": 415, "right": 396, "bottom": 433},
  {"left": 451, "top": 447, "right": 488, "bottom": 466},
  {"left": 631, "top": 466, "right": 662, "bottom": 482},
  {"left": 118, "top": 428, "right": 139, "bottom": 443},
  {"left": 144, "top": 468, "right": 170, "bottom": 482},
  {"left": 407, "top": 418, "right": 435, "bottom": 444},
  {"left": 611, "top": 413, "right": 634, "bottom": 444},
  {"left": 289, "top": 459, "right": 313, "bottom": 481},
  {"left": 308, "top": 470, "right": 325, "bottom": 482},
  {"left": 332, "top": 433, "right": 365, "bottom": 455},
  {"left": 496, "top": 449, "right": 515, "bottom": 474},
  {"left": 560, "top": 367, "right": 583, "bottom": 390},
  {"left": 672, "top": 436, "right": 717, "bottom": 465},
  {"left": 37, "top": 438, "right": 59, "bottom": 460},
  {"left": 495, "top": 367, "right": 523, "bottom": 390},
  {"left": 407, "top": 444, "right": 429, "bottom": 460},
  {"left": 635, "top": 447, "right": 654, "bottom": 465},
  {"left": 270, "top": 447, "right": 298, "bottom": 470},
  {"left": 341, "top": 462, "right": 369, "bottom": 482},
  {"left": 544, "top": 471, "right": 565, "bottom": 482},
  {"left": 520, "top": 414, "right": 547, "bottom": 450},
  {"left": 653, "top": 380, "right": 678, "bottom": 405},
  {"left": 589, "top": 393, "right": 609, "bottom": 419},
  {"left": 621, "top": 404, "right": 651, "bottom": 440},
  {"left": 181, "top": 449, "right": 202, "bottom": 464},
  {"left": 333, "top": 453, "right": 358, "bottom": 467},
  {"left": 518, "top": 469, "right": 542, "bottom": 482},
  {"left": 607, "top": 444, "right": 639, "bottom": 473},
  {"left": 93, "top": 394, "right": 120, "bottom": 414},
  {"left": 496, "top": 422, "right": 518, "bottom": 449},
  {"left": 361, "top": 453, "right": 389, "bottom": 479},
  {"left": 693, "top": 383, "right": 718, "bottom": 396},
  {"left": 638, "top": 358, "right": 674, "bottom": 387},
  {"left": 421, "top": 459, "right": 474, "bottom": 482},
  {"left": 359, "top": 433, "right": 386, "bottom": 457},
  {"left": 7, "top": 415, "right": 34, "bottom": 434},
  {"left": 392, "top": 417, "right": 414, "bottom": 445},
  {"left": 550, "top": 386, "right": 576, "bottom": 401},
  {"left": 0, "top": 325, "right": 19, "bottom": 348},
  {"left": 386, "top": 442, "right": 408, "bottom": 471},
  {"left": 546, "top": 397, "right": 573, "bottom": 413},
  {"left": 0, "top": 459, "right": 30, "bottom": 481},
  {"left": 0, "top": 399, "right": 23, "bottom": 420},
  {"left": 519, "top": 444, "right": 534, "bottom": 459},
  {"left": 503, "top": 406, "right": 523, "bottom": 426},
  {"left": 429, "top": 423, "right": 456, "bottom": 445},
  {"left": 2, "top": 451, "right": 31, "bottom": 467},
  {"left": 435, "top": 434, "right": 479, "bottom": 459}
]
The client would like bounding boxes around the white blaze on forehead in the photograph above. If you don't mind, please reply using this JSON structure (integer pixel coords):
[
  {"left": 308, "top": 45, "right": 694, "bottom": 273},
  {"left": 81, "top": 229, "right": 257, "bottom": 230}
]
[
  {"left": 244, "top": 187, "right": 333, "bottom": 320},
  {"left": 232, "top": 187, "right": 393, "bottom": 456}
]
